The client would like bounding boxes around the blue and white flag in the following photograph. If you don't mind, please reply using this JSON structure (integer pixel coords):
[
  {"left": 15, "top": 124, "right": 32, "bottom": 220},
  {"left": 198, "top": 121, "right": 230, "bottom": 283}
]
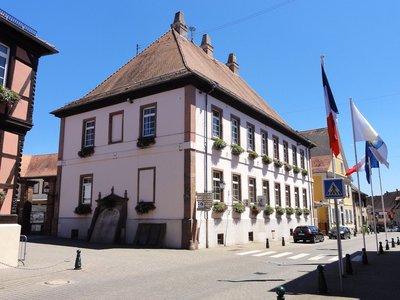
[
  {"left": 350, "top": 99, "right": 389, "bottom": 168},
  {"left": 365, "top": 141, "right": 379, "bottom": 184}
]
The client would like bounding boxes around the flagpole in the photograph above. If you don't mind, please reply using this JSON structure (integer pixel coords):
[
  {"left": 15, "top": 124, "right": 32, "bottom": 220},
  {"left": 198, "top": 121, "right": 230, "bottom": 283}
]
[
  {"left": 322, "top": 56, "right": 343, "bottom": 287},
  {"left": 367, "top": 156, "right": 379, "bottom": 253},
  {"left": 350, "top": 98, "right": 367, "bottom": 250},
  {"left": 378, "top": 165, "right": 388, "bottom": 241}
]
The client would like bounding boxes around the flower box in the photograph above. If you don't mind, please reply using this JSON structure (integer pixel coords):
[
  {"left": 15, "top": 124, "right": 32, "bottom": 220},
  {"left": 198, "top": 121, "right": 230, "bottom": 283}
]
[
  {"left": 285, "top": 207, "right": 294, "bottom": 215},
  {"left": 137, "top": 136, "right": 156, "bottom": 148},
  {"left": 301, "top": 169, "right": 308, "bottom": 176},
  {"left": 273, "top": 159, "right": 283, "bottom": 168},
  {"left": 78, "top": 146, "right": 95, "bottom": 158},
  {"left": 212, "top": 201, "right": 227, "bottom": 213},
  {"left": 262, "top": 155, "right": 273, "bottom": 165},
  {"left": 213, "top": 138, "right": 227, "bottom": 150},
  {"left": 233, "top": 202, "right": 245, "bottom": 214},
  {"left": 231, "top": 144, "right": 244, "bottom": 156},
  {"left": 248, "top": 150, "right": 259, "bottom": 159},
  {"left": 275, "top": 206, "right": 285, "bottom": 216},
  {"left": 74, "top": 204, "right": 92, "bottom": 215},
  {"left": 293, "top": 166, "right": 301, "bottom": 174},
  {"left": 135, "top": 201, "right": 156, "bottom": 214},
  {"left": 295, "top": 207, "right": 303, "bottom": 216},
  {"left": 0, "top": 84, "right": 19, "bottom": 105},
  {"left": 284, "top": 163, "right": 292, "bottom": 172},
  {"left": 264, "top": 205, "right": 274, "bottom": 217}
]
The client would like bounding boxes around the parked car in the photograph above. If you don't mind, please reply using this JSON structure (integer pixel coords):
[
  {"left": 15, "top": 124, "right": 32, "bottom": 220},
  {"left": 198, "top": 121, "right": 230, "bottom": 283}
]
[
  {"left": 293, "top": 225, "right": 324, "bottom": 243},
  {"left": 328, "top": 226, "right": 351, "bottom": 239}
]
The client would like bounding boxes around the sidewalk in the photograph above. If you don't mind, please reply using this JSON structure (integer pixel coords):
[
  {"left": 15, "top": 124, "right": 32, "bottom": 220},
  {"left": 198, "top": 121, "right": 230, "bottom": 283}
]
[{"left": 281, "top": 242, "right": 400, "bottom": 299}]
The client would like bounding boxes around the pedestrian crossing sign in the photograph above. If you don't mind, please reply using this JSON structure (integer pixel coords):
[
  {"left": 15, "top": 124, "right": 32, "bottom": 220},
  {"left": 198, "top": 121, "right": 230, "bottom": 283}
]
[{"left": 323, "top": 179, "right": 344, "bottom": 199}]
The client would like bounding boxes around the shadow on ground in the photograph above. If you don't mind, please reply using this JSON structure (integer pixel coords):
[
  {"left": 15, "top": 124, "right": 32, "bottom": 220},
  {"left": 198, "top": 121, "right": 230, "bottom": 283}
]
[{"left": 269, "top": 249, "right": 400, "bottom": 300}]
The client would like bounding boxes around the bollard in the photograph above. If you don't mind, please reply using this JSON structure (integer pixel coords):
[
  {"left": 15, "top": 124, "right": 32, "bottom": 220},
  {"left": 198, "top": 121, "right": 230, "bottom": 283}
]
[
  {"left": 392, "top": 238, "right": 395, "bottom": 248},
  {"left": 266, "top": 238, "right": 270, "bottom": 249},
  {"left": 74, "top": 249, "right": 82, "bottom": 270},
  {"left": 317, "top": 265, "right": 328, "bottom": 294},
  {"left": 386, "top": 240, "right": 390, "bottom": 250},
  {"left": 276, "top": 286, "right": 286, "bottom": 300},
  {"left": 362, "top": 248, "right": 368, "bottom": 265},
  {"left": 354, "top": 230, "right": 357, "bottom": 237},
  {"left": 282, "top": 237, "right": 285, "bottom": 246},
  {"left": 345, "top": 254, "right": 353, "bottom": 275},
  {"left": 397, "top": 237, "right": 400, "bottom": 246},
  {"left": 379, "top": 241, "right": 384, "bottom": 254}
]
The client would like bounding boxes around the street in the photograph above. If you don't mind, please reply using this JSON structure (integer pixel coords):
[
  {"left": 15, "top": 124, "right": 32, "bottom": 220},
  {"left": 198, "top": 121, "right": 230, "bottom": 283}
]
[{"left": 1, "top": 232, "right": 399, "bottom": 300}]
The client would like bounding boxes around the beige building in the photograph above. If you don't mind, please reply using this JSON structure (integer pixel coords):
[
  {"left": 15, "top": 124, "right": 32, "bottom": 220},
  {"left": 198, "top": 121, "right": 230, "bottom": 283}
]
[{"left": 301, "top": 128, "right": 355, "bottom": 235}]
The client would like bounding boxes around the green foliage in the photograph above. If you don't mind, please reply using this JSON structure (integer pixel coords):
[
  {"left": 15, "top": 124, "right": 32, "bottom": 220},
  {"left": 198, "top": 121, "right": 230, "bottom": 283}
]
[
  {"left": 74, "top": 204, "right": 92, "bottom": 215},
  {"left": 295, "top": 207, "right": 303, "bottom": 216},
  {"left": 284, "top": 162, "right": 292, "bottom": 171},
  {"left": 213, "top": 138, "right": 227, "bottom": 150},
  {"left": 0, "top": 84, "right": 19, "bottom": 105},
  {"left": 273, "top": 159, "right": 283, "bottom": 168},
  {"left": 264, "top": 205, "right": 274, "bottom": 215},
  {"left": 301, "top": 169, "right": 308, "bottom": 176},
  {"left": 231, "top": 144, "right": 244, "bottom": 155},
  {"left": 250, "top": 203, "right": 260, "bottom": 215},
  {"left": 293, "top": 166, "right": 301, "bottom": 174},
  {"left": 285, "top": 207, "right": 295, "bottom": 215},
  {"left": 262, "top": 155, "right": 272, "bottom": 164},
  {"left": 233, "top": 202, "right": 245, "bottom": 214},
  {"left": 275, "top": 206, "right": 285, "bottom": 215},
  {"left": 135, "top": 201, "right": 156, "bottom": 214},
  {"left": 303, "top": 208, "right": 310, "bottom": 215},
  {"left": 212, "top": 201, "right": 227, "bottom": 213},
  {"left": 248, "top": 150, "right": 259, "bottom": 159}
]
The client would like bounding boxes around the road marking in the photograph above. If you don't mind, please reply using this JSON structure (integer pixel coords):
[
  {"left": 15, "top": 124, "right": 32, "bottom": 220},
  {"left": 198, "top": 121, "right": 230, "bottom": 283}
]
[
  {"left": 308, "top": 254, "right": 328, "bottom": 261},
  {"left": 237, "top": 250, "right": 262, "bottom": 256},
  {"left": 270, "top": 252, "right": 293, "bottom": 258},
  {"left": 288, "top": 253, "right": 310, "bottom": 260},
  {"left": 252, "top": 251, "right": 277, "bottom": 257}
]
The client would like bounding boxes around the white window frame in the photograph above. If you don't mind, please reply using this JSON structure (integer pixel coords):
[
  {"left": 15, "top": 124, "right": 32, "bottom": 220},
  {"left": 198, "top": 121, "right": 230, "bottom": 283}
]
[
  {"left": 231, "top": 116, "right": 239, "bottom": 145},
  {"left": 83, "top": 119, "right": 95, "bottom": 148},
  {"left": 142, "top": 106, "right": 156, "bottom": 137},
  {"left": 0, "top": 42, "right": 10, "bottom": 86},
  {"left": 81, "top": 175, "right": 93, "bottom": 205}
]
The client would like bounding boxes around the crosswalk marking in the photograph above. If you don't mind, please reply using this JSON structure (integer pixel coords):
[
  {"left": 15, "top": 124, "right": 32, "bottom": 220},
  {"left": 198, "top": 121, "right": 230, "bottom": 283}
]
[
  {"left": 237, "top": 250, "right": 262, "bottom": 256},
  {"left": 288, "top": 253, "right": 310, "bottom": 260},
  {"left": 252, "top": 251, "right": 277, "bottom": 257},
  {"left": 308, "top": 254, "right": 328, "bottom": 261},
  {"left": 270, "top": 252, "right": 293, "bottom": 258}
]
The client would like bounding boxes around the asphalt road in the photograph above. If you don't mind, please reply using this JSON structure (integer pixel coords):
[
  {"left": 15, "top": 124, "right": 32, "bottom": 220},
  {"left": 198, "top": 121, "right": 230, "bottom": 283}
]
[{"left": 1, "top": 232, "right": 399, "bottom": 299}]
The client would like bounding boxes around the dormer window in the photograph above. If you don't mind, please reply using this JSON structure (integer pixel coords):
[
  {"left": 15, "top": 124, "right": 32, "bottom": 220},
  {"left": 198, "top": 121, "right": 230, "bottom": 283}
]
[{"left": 0, "top": 43, "right": 10, "bottom": 85}]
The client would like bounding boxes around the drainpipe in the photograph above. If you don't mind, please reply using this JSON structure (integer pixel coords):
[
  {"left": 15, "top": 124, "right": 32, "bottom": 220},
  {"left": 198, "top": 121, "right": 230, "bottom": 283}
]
[{"left": 204, "top": 83, "right": 217, "bottom": 249}]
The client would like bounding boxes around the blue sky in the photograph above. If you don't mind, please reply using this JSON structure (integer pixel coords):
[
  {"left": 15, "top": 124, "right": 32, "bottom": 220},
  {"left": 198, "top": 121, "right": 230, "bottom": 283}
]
[{"left": 2, "top": 0, "right": 399, "bottom": 195}]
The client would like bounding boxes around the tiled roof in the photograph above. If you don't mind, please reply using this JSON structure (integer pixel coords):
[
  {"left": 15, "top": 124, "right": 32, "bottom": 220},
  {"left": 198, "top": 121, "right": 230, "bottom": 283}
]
[
  {"left": 300, "top": 127, "right": 350, "bottom": 173},
  {"left": 368, "top": 190, "right": 400, "bottom": 211},
  {"left": 21, "top": 154, "right": 57, "bottom": 178},
  {"left": 52, "top": 28, "right": 288, "bottom": 128}
]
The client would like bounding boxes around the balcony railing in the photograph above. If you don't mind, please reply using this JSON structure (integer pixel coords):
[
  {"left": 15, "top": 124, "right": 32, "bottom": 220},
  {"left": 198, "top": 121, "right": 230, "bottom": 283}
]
[{"left": 0, "top": 8, "right": 37, "bottom": 36}]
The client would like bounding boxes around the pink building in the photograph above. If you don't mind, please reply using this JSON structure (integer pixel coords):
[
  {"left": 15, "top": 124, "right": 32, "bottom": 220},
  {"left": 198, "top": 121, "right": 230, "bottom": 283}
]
[{"left": 52, "top": 12, "right": 314, "bottom": 249}]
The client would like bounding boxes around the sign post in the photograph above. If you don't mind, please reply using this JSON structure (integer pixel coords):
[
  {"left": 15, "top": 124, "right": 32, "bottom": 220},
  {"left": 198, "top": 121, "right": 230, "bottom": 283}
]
[{"left": 324, "top": 178, "right": 345, "bottom": 288}]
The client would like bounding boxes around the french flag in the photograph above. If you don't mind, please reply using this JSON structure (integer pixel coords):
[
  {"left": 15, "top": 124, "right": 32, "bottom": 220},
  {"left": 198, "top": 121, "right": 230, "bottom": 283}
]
[{"left": 322, "top": 63, "right": 340, "bottom": 157}]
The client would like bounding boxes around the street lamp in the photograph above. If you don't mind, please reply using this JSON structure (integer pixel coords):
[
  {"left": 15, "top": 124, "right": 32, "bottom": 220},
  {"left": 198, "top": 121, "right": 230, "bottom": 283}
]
[{"left": 43, "top": 183, "right": 50, "bottom": 194}]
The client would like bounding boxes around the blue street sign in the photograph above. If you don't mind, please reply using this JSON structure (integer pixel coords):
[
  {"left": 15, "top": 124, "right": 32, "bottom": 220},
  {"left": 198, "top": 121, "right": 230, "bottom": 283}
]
[{"left": 323, "top": 179, "right": 344, "bottom": 199}]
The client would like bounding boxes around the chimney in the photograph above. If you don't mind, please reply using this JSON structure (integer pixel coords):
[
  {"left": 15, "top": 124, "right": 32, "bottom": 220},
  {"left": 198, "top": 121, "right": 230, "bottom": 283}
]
[
  {"left": 200, "top": 34, "right": 214, "bottom": 58},
  {"left": 171, "top": 11, "right": 188, "bottom": 38},
  {"left": 226, "top": 53, "right": 239, "bottom": 74}
]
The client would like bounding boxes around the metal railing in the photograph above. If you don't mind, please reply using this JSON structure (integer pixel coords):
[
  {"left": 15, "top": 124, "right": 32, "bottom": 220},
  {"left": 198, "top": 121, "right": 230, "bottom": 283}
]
[{"left": 0, "top": 9, "right": 37, "bottom": 36}]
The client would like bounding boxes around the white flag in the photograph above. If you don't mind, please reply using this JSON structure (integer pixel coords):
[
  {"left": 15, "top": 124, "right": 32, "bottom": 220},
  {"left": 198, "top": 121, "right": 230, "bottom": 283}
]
[{"left": 350, "top": 99, "right": 389, "bottom": 168}]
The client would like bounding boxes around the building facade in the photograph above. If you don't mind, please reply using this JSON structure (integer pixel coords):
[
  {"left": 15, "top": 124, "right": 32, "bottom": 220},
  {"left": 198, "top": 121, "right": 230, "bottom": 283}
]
[
  {"left": 53, "top": 12, "right": 314, "bottom": 249},
  {"left": 0, "top": 9, "right": 57, "bottom": 267},
  {"left": 301, "top": 128, "right": 355, "bottom": 235}
]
